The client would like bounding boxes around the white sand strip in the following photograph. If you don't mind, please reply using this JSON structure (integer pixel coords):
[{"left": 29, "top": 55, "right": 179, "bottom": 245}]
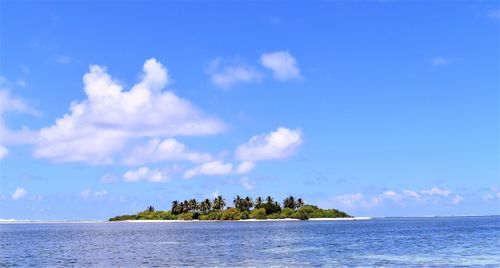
[{"left": 119, "top": 217, "right": 372, "bottom": 223}]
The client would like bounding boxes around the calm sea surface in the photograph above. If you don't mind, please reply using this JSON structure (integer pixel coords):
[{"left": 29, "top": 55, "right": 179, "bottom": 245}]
[{"left": 1, "top": 216, "right": 499, "bottom": 267}]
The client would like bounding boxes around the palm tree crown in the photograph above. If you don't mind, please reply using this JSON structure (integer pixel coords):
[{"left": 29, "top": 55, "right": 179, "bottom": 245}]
[{"left": 213, "top": 195, "right": 226, "bottom": 210}]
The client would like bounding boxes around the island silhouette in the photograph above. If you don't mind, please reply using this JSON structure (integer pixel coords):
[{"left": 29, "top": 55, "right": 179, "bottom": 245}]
[{"left": 110, "top": 195, "right": 352, "bottom": 221}]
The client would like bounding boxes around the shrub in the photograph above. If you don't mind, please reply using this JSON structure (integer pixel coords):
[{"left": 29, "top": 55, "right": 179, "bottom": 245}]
[
  {"left": 292, "top": 211, "right": 309, "bottom": 220},
  {"left": 220, "top": 208, "right": 242, "bottom": 220},
  {"left": 266, "top": 213, "right": 284, "bottom": 219},
  {"left": 295, "top": 205, "right": 352, "bottom": 219},
  {"left": 298, "top": 205, "right": 319, "bottom": 215},
  {"left": 159, "top": 211, "right": 177, "bottom": 220},
  {"left": 200, "top": 211, "right": 222, "bottom": 220},
  {"left": 280, "top": 208, "right": 295, "bottom": 218},
  {"left": 177, "top": 213, "right": 194, "bottom": 220},
  {"left": 259, "top": 203, "right": 281, "bottom": 215},
  {"left": 136, "top": 211, "right": 152, "bottom": 219},
  {"left": 136, "top": 211, "right": 160, "bottom": 220},
  {"left": 319, "top": 209, "right": 351, "bottom": 218},
  {"left": 249, "top": 208, "right": 267, "bottom": 219},
  {"left": 240, "top": 210, "right": 250, "bottom": 220},
  {"left": 109, "top": 214, "right": 136, "bottom": 221},
  {"left": 192, "top": 212, "right": 200, "bottom": 220}
]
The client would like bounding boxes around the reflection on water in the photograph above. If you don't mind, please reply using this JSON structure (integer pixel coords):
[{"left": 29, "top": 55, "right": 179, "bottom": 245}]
[{"left": 1, "top": 216, "right": 499, "bottom": 267}]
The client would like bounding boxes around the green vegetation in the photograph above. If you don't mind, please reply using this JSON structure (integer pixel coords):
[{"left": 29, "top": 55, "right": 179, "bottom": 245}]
[
  {"left": 109, "top": 195, "right": 352, "bottom": 221},
  {"left": 249, "top": 208, "right": 267, "bottom": 219}
]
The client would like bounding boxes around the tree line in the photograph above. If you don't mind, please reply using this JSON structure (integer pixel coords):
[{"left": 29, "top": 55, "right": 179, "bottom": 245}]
[{"left": 170, "top": 195, "right": 305, "bottom": 215}]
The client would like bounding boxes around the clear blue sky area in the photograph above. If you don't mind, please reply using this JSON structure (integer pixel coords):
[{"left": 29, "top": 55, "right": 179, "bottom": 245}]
[{"left": 0, "top": 1, "right": 498, "bottom": 219}]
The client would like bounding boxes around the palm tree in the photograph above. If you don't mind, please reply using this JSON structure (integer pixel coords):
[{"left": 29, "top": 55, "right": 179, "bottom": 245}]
[
  {"left": 200, "top": 198, "right": 212, "bottom": 213},
  {"left": 188, "top": 199, "right": 198, "bottom": 212},
  {"left": 182, "top": 200, "right": 189, "bottom": 213},
  {"left": 266, "top": 196, "right": 274, "bottom": 205},
  {"left": 283, "top": 196, "right": 295, "bottom": 209},
  {"left": 219, "top": 196, "right": 226, "bottom": 210},
  {"left": 296, "top": 198, "right": 304, "bottom": 209},
  {"left": 254, "top": 197, "right": 263, "bottom": 208},
  {"left": 171, "top": 200, "right": 180, "bottom": 214},
  {"left": 213, "top": 195, "right": 226, "bottom": 210},
  {"left": 243, "top": 196, "right": 253, "bottom": 211},
  {"left": 233, "top": 195, "right": 243, "bottom": 211},
  {"left": 147, "top": 205, "right": 155, "bottom": 212}
]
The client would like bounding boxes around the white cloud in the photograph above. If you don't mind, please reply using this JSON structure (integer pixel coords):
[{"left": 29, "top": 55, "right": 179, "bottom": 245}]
[
  {"left": 235, "top": 127, "right": 302, "bottom": 162},
  {"left": 402, "top": 190, "right": 421, "bottom": 199},
  {"left": 260, "top": 51, "right": 301, "bottom": 80},
  {"left": 378, "top": 189, "right": 425, "bottom": 203},
  {"left": 452, "top": 194, "right": 463, "bottom": 205},
  {"left": 0, "top": 145, "right": 8, "bottom": 159},
  {"left": 210, "top": 191, "right": 220, "bottom": 198},
  {"left": 207, "top": 58, "right": 262, "bottom": 88},
  {"left": 80, "top": 189, "right": 91, "bottom": 198},
  {"left": 123, "top": 167, "right": 171, "bottom": 183},
  {"left": 34, "top": 58, "right": 225, "bottom": 164},
  {"left": 236, "top": 161, "right": 256, "bottom": 174},
  {"left": 482, "top": 187, "right": 500, "bottom": 201},
  {"left": 0, "top": 75, "right": 30, "bottom": 92},
  {"left": 0, "top": 83, "right": 39, "bottom": 150},
  {"left": 93, "top": 190, "right": 108, "bottom": 197},
  {"left": 381, "top": 190, "right": 401, "bottom": 202},
  {"left": 328, "top": 187, "right": 461, "bottom": 210},
  {"left": 331, "top": 193, "right": 375, "bottom": 209},
  {"left": 183, "top": 160, "right": 233, "bottom": 179},
  {"left": 80, "top": 189, "right": 109, "bottom": 198},
  {"left": 431, "top": 57, "right": 452, "bottom": 66},
  {"left": 420, "top": 187, "right": 451, "bottom": 197},
  {"left": 240, "top": 177, "right": 255, "bottom": 190},
  {"left": 100, "top": 173, "right": 118, "bottom": 183},
  {"left": 387, "top": 187, "right": 452, "bottom": 202},
  {"left": 483, "top": 195, "right": 493, "bottom": 201},
  {"left": 11, "top": 187, "right": 27, "bottom": 200},
  {"left": 123, "top": 138, "right": 211, "bottom": 165}
]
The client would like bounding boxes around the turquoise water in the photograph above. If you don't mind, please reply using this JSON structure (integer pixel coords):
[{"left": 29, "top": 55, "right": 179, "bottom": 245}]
[{"left": 1, "top": 216, "right": 499, "bottom": 267}]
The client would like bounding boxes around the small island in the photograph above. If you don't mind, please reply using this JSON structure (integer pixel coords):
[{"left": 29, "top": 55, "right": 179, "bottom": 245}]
[{"left": 109, "top": 195, "right": 352, "bottom": 221}]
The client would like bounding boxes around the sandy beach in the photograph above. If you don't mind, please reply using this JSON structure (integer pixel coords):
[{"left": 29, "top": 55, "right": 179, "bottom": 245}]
[
  {"left": 120, "top": 217, "right": 372, "bottom": 223},
  {"left": 0, "top": 217, "right": 372, "bottom": 224}
]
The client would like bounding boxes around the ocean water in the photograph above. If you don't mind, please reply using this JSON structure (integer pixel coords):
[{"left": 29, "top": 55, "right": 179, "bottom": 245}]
[{"left": 1, "top": 216, "right": 499, "bottom": 267}]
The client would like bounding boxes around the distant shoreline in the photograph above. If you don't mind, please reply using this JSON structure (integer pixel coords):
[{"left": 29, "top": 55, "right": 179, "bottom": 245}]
[
  {"left": 0, "top": 217, "right": 371, "bottom": 224},
  {"left": 0, "top": 220, "right": 106, "bottom": 224},
  {"left": 121, "top": 217, "right": 373, "bottom": 222},
  {"left": 2, "top": 215, "right": 498, "bottom": 224}
]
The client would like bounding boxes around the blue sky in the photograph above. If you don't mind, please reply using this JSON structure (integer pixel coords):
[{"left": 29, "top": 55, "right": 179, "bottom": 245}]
[{"left": 0, "top": 1, "right": 498, "bottom": 220}]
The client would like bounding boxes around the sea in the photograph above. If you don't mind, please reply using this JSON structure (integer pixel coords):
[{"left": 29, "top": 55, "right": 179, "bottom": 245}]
[{"left": 1, "top": 216, "right": 499, "bottom": 267}]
